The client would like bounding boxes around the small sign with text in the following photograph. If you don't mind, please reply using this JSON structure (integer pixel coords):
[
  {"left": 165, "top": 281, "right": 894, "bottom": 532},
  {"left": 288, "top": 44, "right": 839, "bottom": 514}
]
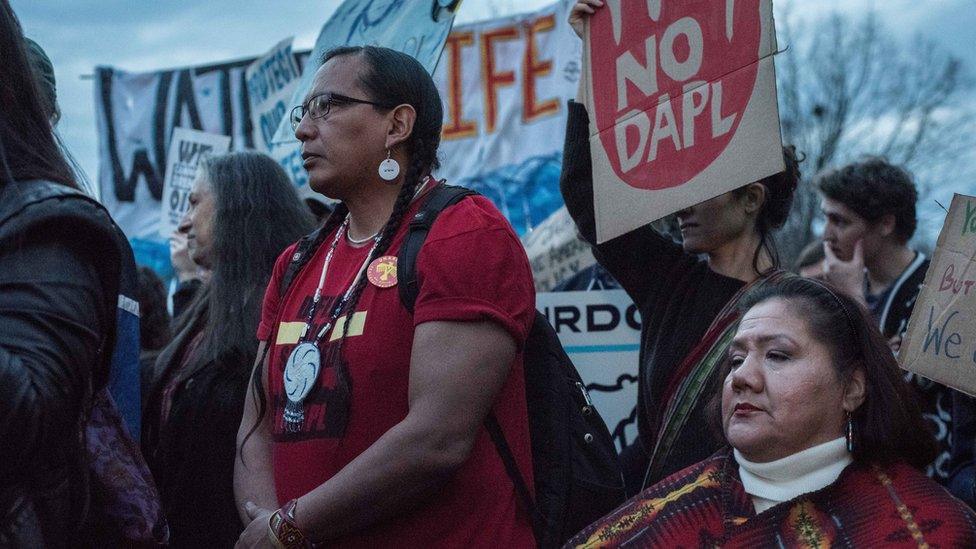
[{"left": 901, "top": 194, "right": 976, "bottom": 396}]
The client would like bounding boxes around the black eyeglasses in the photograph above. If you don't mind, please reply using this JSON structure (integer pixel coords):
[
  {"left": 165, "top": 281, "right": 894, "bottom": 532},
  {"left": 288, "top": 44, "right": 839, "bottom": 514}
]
[{"left": 290, "top": 92, "right": 388, "bottom": 130}]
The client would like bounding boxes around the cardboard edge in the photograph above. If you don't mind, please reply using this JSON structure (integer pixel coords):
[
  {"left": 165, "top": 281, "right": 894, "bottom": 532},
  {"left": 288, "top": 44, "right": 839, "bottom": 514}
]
[{"left": 900, "top": 193, "right": 976, "bottom": 397}]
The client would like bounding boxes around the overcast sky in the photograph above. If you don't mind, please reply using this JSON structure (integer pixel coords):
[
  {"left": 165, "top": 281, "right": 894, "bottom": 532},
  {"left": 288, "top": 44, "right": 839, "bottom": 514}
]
[{"left": 10, "top": 0, "right": 976, "bottom": 235}]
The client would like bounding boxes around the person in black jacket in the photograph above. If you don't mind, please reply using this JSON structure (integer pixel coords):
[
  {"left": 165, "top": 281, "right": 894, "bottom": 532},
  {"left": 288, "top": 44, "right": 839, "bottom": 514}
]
[
  {"left": 564, "top": 1, "right": 801, "bottom": 493},
  {"left": 0, "top": 1, "right": 123, "bottom": 544},
  {"left": 26, "top": 24, "right": 144, "bottom": 441},
  {"left": 141, "top": 151, "right": 314, "bottom": 547}
]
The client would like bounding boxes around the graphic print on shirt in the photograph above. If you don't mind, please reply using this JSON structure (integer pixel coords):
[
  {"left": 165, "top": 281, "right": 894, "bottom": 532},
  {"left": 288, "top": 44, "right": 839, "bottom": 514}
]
[{"left": 272, "top": 293, "right": 366, "bottom": 442}]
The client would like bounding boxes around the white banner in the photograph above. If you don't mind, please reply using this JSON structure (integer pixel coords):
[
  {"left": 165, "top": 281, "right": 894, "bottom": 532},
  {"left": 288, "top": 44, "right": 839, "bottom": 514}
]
[
  {"left": 246, "top": 38, "right": 302, "bottom": 153},
  {"left": 94, "top": 51, "right": 309, "bottom": 274},
  {"left": 158, "top": 128, "right": 230, "bottom": 237},
  {"left": 94, "top": 1, "right": 581, "bottom": 273},
  {"left": 537, "top": 289, "right": 641, "bottom": 451},
  {"left": 433, "top": 0, "right": 580, "bottom": 235}
]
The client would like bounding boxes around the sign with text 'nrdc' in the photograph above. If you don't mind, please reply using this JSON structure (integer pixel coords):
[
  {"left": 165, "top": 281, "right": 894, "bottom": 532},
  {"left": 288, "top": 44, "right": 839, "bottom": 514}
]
[{"left": 538, "top": 289, "right": 641, "bottom": 450}]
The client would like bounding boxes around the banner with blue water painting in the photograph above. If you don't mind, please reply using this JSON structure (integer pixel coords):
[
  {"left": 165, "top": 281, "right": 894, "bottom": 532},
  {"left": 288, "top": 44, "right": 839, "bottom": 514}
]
[
  {"left": 94, "top": 0, "right": 580, "bottom": 276},
  {"left": 432, "top": 0, "right": 580, "bottom": 235}
]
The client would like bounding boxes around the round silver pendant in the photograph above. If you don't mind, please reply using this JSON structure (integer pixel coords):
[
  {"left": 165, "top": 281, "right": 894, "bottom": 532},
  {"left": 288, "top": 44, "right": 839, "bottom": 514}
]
[
  {"left": 283, "top": 342, "right": 321, "bottom": 403},
  {"left": 378, "top": 157, "right": 400, "bottom": 181}
]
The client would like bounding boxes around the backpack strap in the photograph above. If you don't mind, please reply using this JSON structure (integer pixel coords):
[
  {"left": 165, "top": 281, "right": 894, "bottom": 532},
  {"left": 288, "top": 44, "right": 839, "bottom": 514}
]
[
  {"left": 397, "top": 184, "right": 476, "bottom": 313},
  {"left": 278, "top": 226, "right": 327, "bottom": 298},
  {"left": 485, "top": 412, "right": 546, "bottom": 544},
  {"left": 395, "top": 184, "right": 546, "bottom": 544}
]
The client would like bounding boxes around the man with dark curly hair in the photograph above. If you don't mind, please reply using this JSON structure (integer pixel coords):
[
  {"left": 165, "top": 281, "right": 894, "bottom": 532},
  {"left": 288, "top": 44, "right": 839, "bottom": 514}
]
[
  {"left": 816, "top": 157, "right": 975, "bottom": 507},
  {"left": 818, "top": 157, "right": 923, "bottom": 322}
]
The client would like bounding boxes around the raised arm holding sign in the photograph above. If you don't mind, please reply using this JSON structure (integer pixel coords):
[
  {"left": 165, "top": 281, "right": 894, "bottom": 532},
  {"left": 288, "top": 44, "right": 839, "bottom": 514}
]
[{"left": 560, "top": 0, "right": 799, "bottom": 491}]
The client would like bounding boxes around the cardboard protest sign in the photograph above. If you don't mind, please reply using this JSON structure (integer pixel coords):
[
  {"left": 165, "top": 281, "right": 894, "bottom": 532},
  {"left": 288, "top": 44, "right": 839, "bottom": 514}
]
[
  {"left": 246, "top": 38, "right": 302, "bottom": 152},
  {"left": 538, "top": 289, "right": 641, "bottom": 450},
  {"left": 583, "top": 0, "right": 785, "bottom": 243},
  {"left": 158, "top": 128, "right": 230, "bottom": 237},
  {"left": 268, "top": 0, "right": 461, "bottom": 151},
  {"left": 523, "top": 207, "right": 596, "bottom": 291},
  {"left": 900, "top": 194, "right": 976, "bottom": 396}
]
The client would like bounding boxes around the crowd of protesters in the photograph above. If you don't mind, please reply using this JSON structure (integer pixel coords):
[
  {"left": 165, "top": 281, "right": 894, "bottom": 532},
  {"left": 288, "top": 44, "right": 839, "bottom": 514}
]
[{"left": 3, "top": 0, "right": 976, "bottom": 546}]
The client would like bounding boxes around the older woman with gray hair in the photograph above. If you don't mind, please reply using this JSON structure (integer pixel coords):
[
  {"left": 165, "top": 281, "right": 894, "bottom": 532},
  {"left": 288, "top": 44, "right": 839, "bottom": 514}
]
[
  {"left": 568, "top": 277, "right": 976, "bottom": 547},
  {"left": 142, "top": 151, "right": 314, "bottom": 547}
]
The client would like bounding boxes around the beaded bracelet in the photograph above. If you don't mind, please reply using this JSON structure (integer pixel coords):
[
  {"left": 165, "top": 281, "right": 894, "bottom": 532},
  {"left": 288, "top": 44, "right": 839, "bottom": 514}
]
[{"left": 267, "top": 499, "right": 313, "bottom": 549}]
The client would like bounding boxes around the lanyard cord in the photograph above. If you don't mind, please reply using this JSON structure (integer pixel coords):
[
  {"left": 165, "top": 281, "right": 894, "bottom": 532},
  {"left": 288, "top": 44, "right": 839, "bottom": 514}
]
[
  {"left": 312, "top": 239, "right": 376, "bottom": 344},
  {"left": 343, "top": 178, "right": 430, "bottom": 244},
  {"left": 299, "top": 175, "right": 434, "bottom": 343},
  {"left": 299, "top": 218, "right": 378, "bottom": 343}
]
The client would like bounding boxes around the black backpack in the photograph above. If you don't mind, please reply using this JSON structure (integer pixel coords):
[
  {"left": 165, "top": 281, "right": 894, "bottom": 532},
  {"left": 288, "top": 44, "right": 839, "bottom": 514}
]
[{"left": 280, "top": 185, "right": 625, "bottom": 547}]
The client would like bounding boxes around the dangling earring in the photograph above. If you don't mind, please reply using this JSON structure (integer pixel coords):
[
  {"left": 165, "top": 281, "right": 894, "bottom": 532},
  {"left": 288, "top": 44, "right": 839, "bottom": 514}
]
[
  {"left": 378, "top": 149, "right": 400, "bottom": 182},
  {"left": 846, "top": 411, "right": 855, "bottom": 453}
]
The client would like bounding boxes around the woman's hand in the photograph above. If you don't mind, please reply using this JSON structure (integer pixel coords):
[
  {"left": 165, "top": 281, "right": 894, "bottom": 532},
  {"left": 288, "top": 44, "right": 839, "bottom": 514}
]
[
  {"left": 170, "top": 230, "right": 210, "bottom": 283},
  {"left": 170, "top": 230, "right": 198, "bottom": 283},
  {"left": 569, "top": 0, "right": 605, "bottom": 39},
  {"left": 235, "top": 502, "right": 274, "bottom": 549}
]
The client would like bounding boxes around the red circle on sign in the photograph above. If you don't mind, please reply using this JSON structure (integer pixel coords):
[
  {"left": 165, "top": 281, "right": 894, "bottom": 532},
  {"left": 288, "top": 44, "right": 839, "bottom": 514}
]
[{"left": 589, "top": 1, "right": 763, "bottom": 190}]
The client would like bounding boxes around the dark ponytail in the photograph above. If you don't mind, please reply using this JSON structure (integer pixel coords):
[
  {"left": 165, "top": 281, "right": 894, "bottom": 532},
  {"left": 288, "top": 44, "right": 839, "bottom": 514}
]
[{"left": 734, "top": 145, "right": 802, "bottom": 274}]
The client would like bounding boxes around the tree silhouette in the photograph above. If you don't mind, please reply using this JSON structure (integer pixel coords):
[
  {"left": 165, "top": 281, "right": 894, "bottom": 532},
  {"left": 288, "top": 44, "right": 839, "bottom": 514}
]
[{"left": 776, "top": 9, "right": 974, "bottom": 260}]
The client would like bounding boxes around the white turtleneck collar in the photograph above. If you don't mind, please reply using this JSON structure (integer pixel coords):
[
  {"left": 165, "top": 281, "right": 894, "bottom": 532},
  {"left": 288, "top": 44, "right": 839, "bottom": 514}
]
[{"left": 735, "top": 437, "right": 852, "bottom": 514}]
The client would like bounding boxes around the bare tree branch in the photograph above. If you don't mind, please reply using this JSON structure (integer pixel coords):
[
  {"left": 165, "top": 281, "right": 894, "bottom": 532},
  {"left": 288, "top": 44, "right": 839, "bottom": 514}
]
[{"left": 773, "top": 10, "right": 976, "bottom": 262}]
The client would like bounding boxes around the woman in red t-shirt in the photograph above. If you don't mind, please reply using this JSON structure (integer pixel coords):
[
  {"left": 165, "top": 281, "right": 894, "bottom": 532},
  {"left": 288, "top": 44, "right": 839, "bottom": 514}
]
[{"left": 234, "top": 46, "right": 537, "bottom": 548}]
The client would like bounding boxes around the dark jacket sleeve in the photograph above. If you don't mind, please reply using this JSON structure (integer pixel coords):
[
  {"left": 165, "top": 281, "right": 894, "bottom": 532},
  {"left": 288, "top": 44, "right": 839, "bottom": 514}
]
[
  {"left": 559, "top": 101, "right": 688, "bottom": 306},
  {"left": 0, "top": 228, "right": 111, "bottom": 474}
]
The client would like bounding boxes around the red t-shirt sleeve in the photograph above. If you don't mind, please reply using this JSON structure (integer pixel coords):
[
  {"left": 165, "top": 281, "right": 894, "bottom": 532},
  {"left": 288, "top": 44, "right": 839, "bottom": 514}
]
[
  {"left": 256, "top": 242, "right": 299, "bottom": 341},
  {"left": 412, "top": 196, "right": 536, "bottom": 347}
]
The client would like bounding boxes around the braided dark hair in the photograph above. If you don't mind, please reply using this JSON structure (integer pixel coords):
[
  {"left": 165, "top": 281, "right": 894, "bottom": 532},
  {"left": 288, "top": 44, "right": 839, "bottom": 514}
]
[{"left": 322, "top": 46, "right": 442, "bottom": 434}]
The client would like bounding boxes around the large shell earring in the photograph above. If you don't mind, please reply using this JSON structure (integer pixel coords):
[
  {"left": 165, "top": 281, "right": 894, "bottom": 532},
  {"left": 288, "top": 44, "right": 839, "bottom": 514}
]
[{"left": 378, "top": 149, "right": 400, "bottom": 182}]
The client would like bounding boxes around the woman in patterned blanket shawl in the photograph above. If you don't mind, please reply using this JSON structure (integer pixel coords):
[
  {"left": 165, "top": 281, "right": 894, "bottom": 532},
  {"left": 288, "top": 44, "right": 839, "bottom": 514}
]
[{"left": 568, "top": 277, "right": 976, "bottom": 548}]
